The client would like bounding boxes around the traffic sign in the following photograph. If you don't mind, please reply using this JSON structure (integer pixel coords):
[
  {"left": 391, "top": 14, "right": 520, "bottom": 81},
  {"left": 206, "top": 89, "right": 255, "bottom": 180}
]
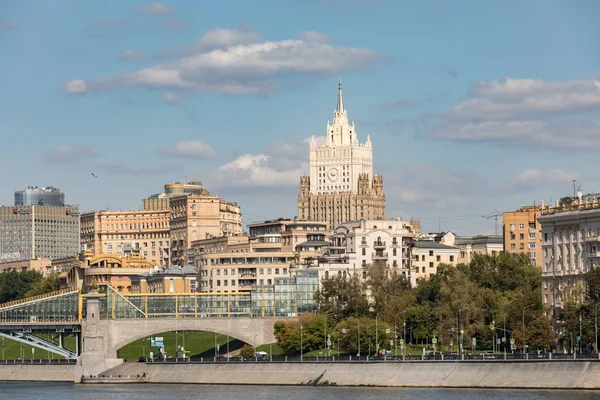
[
  {"left": 385, "top": 328, "right": 391, "bottom": 334},
  {"left": 510, "top": 339, "right": 515, "bottom": 345},
  {"left": 399, "top": 339, "right": 404, "bottom": 345},
  {"left": 432, "top": 338, "right": 437, "bottom": 344},
  {"left": 327, "top": 340, "right": 331, "bottom": 346},
  {"left": 460, "top": 330, "right": 464, "bottom": 335},
  {"left": 471, "top": 337, "right": 477, "bottom": 346},
  {"left": 489, "top": 324, "right": 494, "bottom": 330}
]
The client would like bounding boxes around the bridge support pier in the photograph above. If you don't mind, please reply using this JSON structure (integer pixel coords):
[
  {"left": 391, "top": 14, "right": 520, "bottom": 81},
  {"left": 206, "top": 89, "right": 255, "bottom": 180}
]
[{"left": 75, "top": 290, "right": 122, "bottom": 381}]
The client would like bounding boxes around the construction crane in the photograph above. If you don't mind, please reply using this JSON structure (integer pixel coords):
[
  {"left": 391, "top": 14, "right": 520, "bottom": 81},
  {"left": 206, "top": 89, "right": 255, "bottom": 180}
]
[{"left": 482, "top": 209, "right": 502, "bottom": 236}]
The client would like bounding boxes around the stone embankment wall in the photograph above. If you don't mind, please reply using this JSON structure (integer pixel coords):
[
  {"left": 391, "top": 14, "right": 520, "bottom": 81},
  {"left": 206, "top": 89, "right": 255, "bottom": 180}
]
[
  {"left": 106, "top": 360, "right": 600, "bottom": 389},
  {"left": 0, "top": 364, "right": 75, "bottom": 382}
]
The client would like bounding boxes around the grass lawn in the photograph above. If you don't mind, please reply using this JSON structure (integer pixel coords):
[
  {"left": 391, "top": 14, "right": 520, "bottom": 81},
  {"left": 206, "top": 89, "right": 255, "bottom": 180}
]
[
  {"left": 255, "top": 342, "right": 284, "bottom": 356},
  {"left": 0, "top": 333, "right": 77, "bottom": 360},
  {"left": 117, "top": 331, "right": 241, "bottom": 360}
]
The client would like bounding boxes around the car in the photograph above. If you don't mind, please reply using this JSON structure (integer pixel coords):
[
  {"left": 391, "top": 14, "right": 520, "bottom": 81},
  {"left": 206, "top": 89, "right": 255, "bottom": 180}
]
[
  {"left": 138, "top": 356, "right": 147, "bottom": 363},
  {"left": 255, "top": 351, "right": 269, "bottom": 360}
]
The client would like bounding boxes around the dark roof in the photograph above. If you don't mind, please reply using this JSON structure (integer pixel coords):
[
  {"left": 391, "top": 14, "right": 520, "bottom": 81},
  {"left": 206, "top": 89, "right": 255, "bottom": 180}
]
[
  {"left": 296, "top": 240, "right": 330, "bottom": 248},
  {"left": 414, "top": 240, "right": 457, "bottom": 250}
]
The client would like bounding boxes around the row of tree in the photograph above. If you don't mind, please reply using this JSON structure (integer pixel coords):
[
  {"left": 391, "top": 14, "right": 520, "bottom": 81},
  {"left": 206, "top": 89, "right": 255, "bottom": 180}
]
[
  {"left": 274, "top": 253, "right": 557, "bottom": 355},
  {"left": 0, "top": 270, "right": 60, "bottom": 303}
]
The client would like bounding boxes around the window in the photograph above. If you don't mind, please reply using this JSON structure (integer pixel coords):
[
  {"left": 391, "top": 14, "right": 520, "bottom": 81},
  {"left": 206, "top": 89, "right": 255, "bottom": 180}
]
[
  {"left": 529, "top": 233, "right": 536, "bottom": 239},
  {"left": 393, "top": 248, "right": 397, "bottom": 256},
  {"left": 529, "top": 242, "right": 536, "bottom": 249},
  {"left": 544, "top": 233, "right": 548, "bottom": 241},
  {"left": 450, "top": 255, "right": 454, "bottom": 262},
  {"left": 510, "top": 224, "right": 515, "bottom": 231},
  {"left": 231, "top": 280, "right": 236, "bottom": 286},
  {"left": 429, "top": 250, "right": 433, "bottom": 256},
  {"left": 436, "top": 255, "right": 441, "bottom": 262},
  {"left": 422, "top": 267, "right": 425, "bottom": 273},
  {"left": 510, "top": 244, "right": 516, "bottom": 249},
  {"left": 519, "top": 243, "right": 525, "bottom": 249},
  {"left": 520, "top": 233, "right": 525, "bottom": 240},
  {"left": 510, "top": 234, "right": 515, "bottom": 240},
  {"left": 362, "top": 248, "right": 366, "bottom": 256},
  {"left": 421, "top": 255, "right": 425, "bottom": 261},
  {"left": 275, "top": 268, "right": 280, "bottom": 275},
  {"left": 429, "top": 262, "right": 434, "bottom": 268},
  {"left": 217, "top": 280, "right": 221, "bottom": 286}
]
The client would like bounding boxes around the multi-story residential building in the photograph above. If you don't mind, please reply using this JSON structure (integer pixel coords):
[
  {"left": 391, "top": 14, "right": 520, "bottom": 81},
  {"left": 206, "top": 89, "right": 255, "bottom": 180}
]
[
  {"left": 455, "top": 235, "right": 503, "bottom": 264},
  {"left": 130, "top": 265, "right": 198, "bottom": 294},
  {"left": 538, "top": 193, "right": 600, "bottom": 329},
  {"left": 143, "top": 181, "right": 242, "bottom": 266},
  {"left": 0, "top": 186, "right": 80, "bottom": 262},
  {"left": 502, "top": 206, "right": 542, "bottom": 266},
  {"left": 317, "top": 219, "right": 416, "bottom": 285},
  {"left": 193, "top": 220, "right": 328, "bottom": 293},
  {"left": 14, "top": 186, "right": 65, "bottom": 207},
  {"left": 80, "top": 209, "right": 170, "bottom": 266},
  {"left": 298, "top": 82, "right": 386, "bottom": 229},
  {"left": 413, "top": 240, "right": 459, "bottom": 281}
]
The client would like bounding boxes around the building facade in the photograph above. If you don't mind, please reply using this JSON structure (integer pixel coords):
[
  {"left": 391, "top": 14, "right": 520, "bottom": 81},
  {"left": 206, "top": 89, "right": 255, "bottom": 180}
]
[
  {"left": 502, "top": 206, "right": 542, "bottom": 267},
  {"left": 455, "top": 235, "right": 503, "bottom": 264},
  {"left": 143, "top": 182, "right": 243, "bottom": 266},
  {"left": 193, "top": 220, "right": 328, "bottom": 293},
  {"left": 0, "top": 204, "right": 80, "bottom": 262},
  {"left": 131, "top": 265, "right": 198, "bottom": 294},
  {"left": 538, "top": 194, "right": 600, "bottom": 327},
  {"left": 14, "top": 186, "right": 65, "bottom": 207},
  {"left": 80, "top": 209, "right": 170, "bottom": 266},
  {"left": 317, "top": 219, "right": 416, "bottom": 286},
  {"left": 298, "top": 82, "right": 385, "bottom": 229},
  {"left": 413, "top": 240, "right": 459, "bottom": 281}
]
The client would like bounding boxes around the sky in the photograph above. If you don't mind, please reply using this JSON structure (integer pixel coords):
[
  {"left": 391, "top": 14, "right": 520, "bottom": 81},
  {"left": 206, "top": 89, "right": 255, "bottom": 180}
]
[{"left": 1, "top": 0, "right": 599, "bottom": 235}]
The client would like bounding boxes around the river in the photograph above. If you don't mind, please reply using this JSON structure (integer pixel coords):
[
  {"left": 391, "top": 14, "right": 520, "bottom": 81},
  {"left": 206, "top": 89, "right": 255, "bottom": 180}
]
[{"left": 2, "top": 382, "right": 600, "bottom": 400}]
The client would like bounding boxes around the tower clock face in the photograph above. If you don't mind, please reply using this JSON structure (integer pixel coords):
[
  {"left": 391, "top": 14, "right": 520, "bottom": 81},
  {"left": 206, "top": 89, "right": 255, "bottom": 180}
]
[{"left": 327, "top": 167, "right": 339, "bottom": 182}]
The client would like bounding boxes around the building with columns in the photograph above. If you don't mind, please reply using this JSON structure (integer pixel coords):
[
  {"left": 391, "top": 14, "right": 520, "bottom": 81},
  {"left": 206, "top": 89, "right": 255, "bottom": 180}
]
[{"left": 298, "top": 81, "right": 385, "bottom": 230}]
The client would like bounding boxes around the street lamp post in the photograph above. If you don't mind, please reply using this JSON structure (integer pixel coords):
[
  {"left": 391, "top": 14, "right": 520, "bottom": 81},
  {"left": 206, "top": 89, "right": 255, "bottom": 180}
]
[
  {"left": 595, "top": 303, "right": 600, "bottom": 353},
  {"left": 522, "top": 303, "right": 535, "bottom": 354},
  {"left": 579, "top": 310, "right": 583, "bottom": 354},
  {"left": 357, "top": 319, "right": 360, "bottom": 357},
  {"left": 300, "top": 324, "right": 304, "bottom": 362}
]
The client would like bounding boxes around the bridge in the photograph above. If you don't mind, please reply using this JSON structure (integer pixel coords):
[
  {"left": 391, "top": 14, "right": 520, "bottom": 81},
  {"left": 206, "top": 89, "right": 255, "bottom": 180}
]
[{"left": 0, "top": 284, "right": 310, "bottom": 377}]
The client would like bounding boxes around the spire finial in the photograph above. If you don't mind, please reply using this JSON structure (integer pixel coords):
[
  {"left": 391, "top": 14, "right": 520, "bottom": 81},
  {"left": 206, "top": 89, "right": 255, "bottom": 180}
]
[{"left": 336, "top": 78, "right": 344, "bottom": 113}]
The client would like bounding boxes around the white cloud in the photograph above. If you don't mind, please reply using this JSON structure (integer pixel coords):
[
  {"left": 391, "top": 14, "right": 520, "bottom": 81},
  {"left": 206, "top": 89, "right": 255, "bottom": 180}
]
[
  {"left": 64, "top": 28, "right": 386, "bottom": 96},
  {"left": 44, "top": 146, "right": 98, "bottom": 163},
  {"left": 216, "top": 154, "right": 301, "bottom": 187},
  {"left": 63, "top": 79, "right": 87, "bottom": 94},
  {"left": 120, "top": 50, "right": 144, "bottom": 61},
  {"left": 159, "top": 141, "right": 214, "bottom": 158},
  {"left": 162, "top": 92, "right": 178, "bottom": 104},
  {"left": 140, "top": 3, "right": 172, "bottom": 15},
  {"left": 424, "top": 77, "right": 600, "bottom": 152},
  {"left": 514, "top": 169, "right": 580, "bottom": 190},
  {"left": 197, "top": 26, "right": 262, "bottom": 50},
  {"left": 447, "top": 78, "right": 600, "bottom": 121},
  {"left": 297, "top": 30, "right": 331, "bottom": 43},
  {"left": 431, "top": 120, "right": 600, "bottom": 151}
]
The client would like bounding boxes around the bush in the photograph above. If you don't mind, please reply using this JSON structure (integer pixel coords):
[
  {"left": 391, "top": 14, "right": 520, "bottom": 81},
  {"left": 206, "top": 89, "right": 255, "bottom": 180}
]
[{"left": 239, "top": 344, "right": 255, "bottom": 358}]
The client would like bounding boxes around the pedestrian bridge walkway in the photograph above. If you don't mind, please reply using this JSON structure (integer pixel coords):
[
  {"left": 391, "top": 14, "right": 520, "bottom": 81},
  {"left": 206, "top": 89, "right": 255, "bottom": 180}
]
[{"left": 0, "top": 283, "right": 308, "bottom": 325}]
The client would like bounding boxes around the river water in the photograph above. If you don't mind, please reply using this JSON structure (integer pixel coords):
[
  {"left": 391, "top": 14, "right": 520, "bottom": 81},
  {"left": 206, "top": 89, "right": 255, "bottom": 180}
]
[{"left": 2, "top": 382, "right": 600, "bottom": 400}]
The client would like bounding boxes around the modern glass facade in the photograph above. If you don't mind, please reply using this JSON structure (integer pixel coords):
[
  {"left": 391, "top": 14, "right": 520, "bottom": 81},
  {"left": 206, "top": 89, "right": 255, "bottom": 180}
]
[
  {"left": 14, "top": 186, "right": 65, "bottom": 207},
  {"left": 251, "top": 269, "right": 319, "bottom": 317}
]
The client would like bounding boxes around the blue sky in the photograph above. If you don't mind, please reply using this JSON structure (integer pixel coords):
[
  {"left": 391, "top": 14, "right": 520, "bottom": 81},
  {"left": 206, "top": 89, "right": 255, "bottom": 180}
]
[{"left": 1, "top": 0, "right": 599, "bottom": 235}]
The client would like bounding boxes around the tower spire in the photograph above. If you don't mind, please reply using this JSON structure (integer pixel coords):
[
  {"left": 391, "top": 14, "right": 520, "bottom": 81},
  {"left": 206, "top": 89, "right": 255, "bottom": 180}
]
[{"left": 336, "top": 78, "right": 344, "bottom": 113}]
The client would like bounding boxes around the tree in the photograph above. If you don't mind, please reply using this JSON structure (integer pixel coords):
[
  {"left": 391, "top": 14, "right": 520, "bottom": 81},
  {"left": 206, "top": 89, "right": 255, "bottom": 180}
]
[
  {"left": 0, "top": 270, "right": 43, "bottom": 303},
  {"left": 317, "top": 272, "right": 369, "bottom": 323},
  {"left": 586, "top": 266, "right": 600, "bottom": 303},
  {"left": 273, "top": 313, "right": 328, "bottom": 354},
  {"left": 25, "top": 272, "right": 61, "bottom": 297},
  {"left": 239, "top": 344, "right": 255, "bottom": 357}
]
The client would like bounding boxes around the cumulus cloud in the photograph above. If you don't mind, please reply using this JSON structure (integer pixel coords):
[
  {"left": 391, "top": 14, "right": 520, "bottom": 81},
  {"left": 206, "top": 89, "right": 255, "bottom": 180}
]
[
  {"left": 159, "top": 141, "right": 214, "bottom": 158},
  {"left": 64, "top": 27, "right": 386, "bottom": 96},
  {"left": 64, "top": 79, "right": 87, "bottom": 94},
  {"left": 514, "top": 169, "right": 580, "bottom": 190},
  {"left": 424, "top": 77, "right": 600, "bottom": 152},
  {"left": 447, "top": 78, "right": 600, "bottom": 121},
  {"left": 297, "top": 30, "right": 331, "bottom": 43},
  {"left": 120, "top": 50, "right": 144, "bottom": 61},
  {"left": 140, "top": 3, "right": 172, "bottom": 15},
  {"left": 44, "top": 146, "right": 98, "bottom": 163}
]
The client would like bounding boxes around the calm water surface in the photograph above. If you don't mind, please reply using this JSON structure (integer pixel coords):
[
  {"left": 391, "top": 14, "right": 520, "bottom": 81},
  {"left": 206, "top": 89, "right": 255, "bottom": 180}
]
[{"left": 3, "top": 382, "right": 600, "bottom": 400}]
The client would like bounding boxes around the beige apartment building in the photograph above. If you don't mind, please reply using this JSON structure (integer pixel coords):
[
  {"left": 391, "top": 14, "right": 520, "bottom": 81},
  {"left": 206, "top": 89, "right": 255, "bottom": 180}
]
[
  {"left": 80, "top": 209, "right": 170, "bottom": 266},
  {"left": 502, "top": 206, "right": 542, "bottom": 267},
  {"left": 143, "top": 181, "right": 243, "bottom": 266},
  {"left": 413, "top": 240, "right": 459, "bottom": 281},
  {"left": 130, "top": 265, "right": 198, "bottom": 294},
  {"left": 192, "top": 219, "right": 327, "bottom": 293}
]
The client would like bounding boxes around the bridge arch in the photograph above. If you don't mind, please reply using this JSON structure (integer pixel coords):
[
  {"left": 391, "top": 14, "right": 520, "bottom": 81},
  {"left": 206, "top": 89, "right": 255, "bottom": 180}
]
[{"left": 108, "top": 317, "right": 279, "bottom": 355}]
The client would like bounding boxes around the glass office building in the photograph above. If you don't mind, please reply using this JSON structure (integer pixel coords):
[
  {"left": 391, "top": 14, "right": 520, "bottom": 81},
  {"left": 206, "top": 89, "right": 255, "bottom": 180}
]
[
  {"left": 251, "top": 269, "right": 319, "bottom": 317},
  {"left": 14, "top": 186, "right": 65, "bottom": 207}
]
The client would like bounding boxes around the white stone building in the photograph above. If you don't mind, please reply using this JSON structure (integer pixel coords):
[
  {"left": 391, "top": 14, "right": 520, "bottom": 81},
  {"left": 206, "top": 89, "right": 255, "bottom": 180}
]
[{"left": 313, "top": 219, "right": 416, "bottom": 286}]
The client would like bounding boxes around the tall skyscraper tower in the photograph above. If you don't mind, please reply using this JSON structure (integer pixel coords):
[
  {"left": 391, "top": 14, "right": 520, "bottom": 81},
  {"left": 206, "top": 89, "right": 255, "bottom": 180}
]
[{"left": 298, "top": 81, "right": 385, "bottom": 229}]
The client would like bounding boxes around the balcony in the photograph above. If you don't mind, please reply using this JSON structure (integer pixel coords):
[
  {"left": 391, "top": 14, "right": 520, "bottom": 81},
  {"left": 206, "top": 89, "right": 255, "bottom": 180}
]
[
  {"left": 391, "top": 240, "right": 399, "bottom": 248},
  {"left": 240, "top": 272, "right": 257, "bottom": 278},
  {"left": 372, "top": 251, "right": 389, "bottom": 260},
  {"left": 590, "top": 251, "right": 599, "bottom": 258},
  {"left": 373, "top": 241, "right": 386, "bottom": 249}
]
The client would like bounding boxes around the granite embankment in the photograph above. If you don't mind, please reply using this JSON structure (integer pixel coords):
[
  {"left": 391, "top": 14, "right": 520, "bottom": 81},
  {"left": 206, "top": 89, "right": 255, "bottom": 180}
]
[
  {"left": 0, "top": 364, "right": 74, "bottom": 382},
  {"left": 99, "top": 360, "right": 600, "bottom": 389}
]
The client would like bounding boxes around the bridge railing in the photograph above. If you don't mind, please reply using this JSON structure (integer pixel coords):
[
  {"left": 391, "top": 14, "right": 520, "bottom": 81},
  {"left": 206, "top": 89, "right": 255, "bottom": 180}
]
[{"left": 0, "top": 289, "right": 80, "bottom": 324}]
